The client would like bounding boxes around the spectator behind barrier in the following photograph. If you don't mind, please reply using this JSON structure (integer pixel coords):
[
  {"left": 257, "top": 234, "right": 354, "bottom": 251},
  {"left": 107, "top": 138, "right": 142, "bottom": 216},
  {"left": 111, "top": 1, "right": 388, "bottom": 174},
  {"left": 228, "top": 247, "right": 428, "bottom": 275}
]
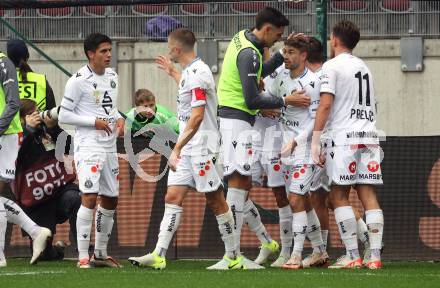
[
  {"left": 125, "top": 88, "right": 179, "bottom": 138},
  {"left": 12, "top": 99, "right": 81, "bottom": 261}
]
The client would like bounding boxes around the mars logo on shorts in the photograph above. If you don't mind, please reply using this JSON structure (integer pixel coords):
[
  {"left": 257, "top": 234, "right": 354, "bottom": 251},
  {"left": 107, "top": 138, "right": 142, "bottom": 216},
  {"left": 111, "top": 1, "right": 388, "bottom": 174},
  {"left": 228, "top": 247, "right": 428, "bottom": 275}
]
[
  {"left": 367, "top": 161, "right": 380, "bottom": 173},
  {"left": 349, "top": 161, "right": 357, "bottom": 174}
]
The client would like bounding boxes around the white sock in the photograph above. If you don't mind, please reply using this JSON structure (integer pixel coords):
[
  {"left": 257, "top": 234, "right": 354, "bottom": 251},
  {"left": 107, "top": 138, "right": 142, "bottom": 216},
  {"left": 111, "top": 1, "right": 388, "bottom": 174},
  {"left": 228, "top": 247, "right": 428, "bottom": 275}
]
[
  {"left": 278, "top": 205, "right": 293, "bottom": 257},
  {"left": 321, "top": 230, "right": 329, "bottom": 249},
  {"left": 216, "top": 209, "right": 238, "bottom": 259},
  {"left": 334, "top": 206, "right": 359, "bottom": 259},
  {"left": 365, "top": 209, "right": 384, "bottom": 260},
  {"left": 76, "top": 205, "right": 94, "bottom": 260},
  {"left": 226, "top": 188, "right": 247, "bottom": 251},
  {"left": 306, "top": 209, "right": 325, "bottom": 253},
  {"left": 2, "top": 198, "right": 41, "bottom": 240},
  {"left": 357, "top": 218, "right": 370, "bottom": 248},
  {"left": 0, "top": 202, "right": 6, "bottom": 261},
  {"left": 154, "top": 204, "right": 183, "bottom": 258},
  {"left": 244, "top": 200, "right": 272, "bottom": 244},
  {"left": 292, "top": 211, "right": 307, "bottom": 257},
  {"left": 94, "top": 205, "right": 115, "bottom": 259}
]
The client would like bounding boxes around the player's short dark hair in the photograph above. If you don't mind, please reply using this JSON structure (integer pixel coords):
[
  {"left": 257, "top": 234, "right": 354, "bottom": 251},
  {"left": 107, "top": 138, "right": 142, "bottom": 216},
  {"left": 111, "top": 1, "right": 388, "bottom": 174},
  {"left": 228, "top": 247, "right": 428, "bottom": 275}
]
[
  {"left": 307, "top": 37, "right": 324, "bottom": 64},
  {"left": 284, "top": 37, "right": 308, "bottom": 54},
  {"left": 83, "top": 33, "right": 112, "bottom": 59},
  {"left": 255, "top": 7, "right": 289, "bottom": 30},
  {"left": 332, "top": 20, "right": 360, "bottom": 50},
  {"left": 135, "top": 89, "right": 155, "bottom": 106},
  {"left": 168, "top": 28, "right": 196, "bottom": 51}
]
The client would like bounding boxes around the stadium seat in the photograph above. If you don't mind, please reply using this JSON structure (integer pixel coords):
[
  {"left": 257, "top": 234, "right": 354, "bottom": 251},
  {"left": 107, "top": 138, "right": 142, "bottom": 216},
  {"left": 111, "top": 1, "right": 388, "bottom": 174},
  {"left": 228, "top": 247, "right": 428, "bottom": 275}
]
[
  {"left": 37, "top": 0, "right": 72, "bottom": 17},
  {"left": 0, "top": 9, "right": 23, "bottom": 17},
  {"left": 231, "top": 2, "right": 268, "bottom": 14},
  {"left": 132, "top": 4, "right": 168, "bottom": 15},
  {"left": 380, "top": 0, "right": 411, "bottom": 12},
  {"left": 84, "top": 6, "right": 119, "bottom": 16},
  {"left": 286, "top": 1, "right": 308, "bottom": 12},
  {"left": 331, "top": 0, "right": 368, "bottom": 12},
  {"left": 181, "top": 4, "right": 206, "bottom": 15},
  {"left": 37, "top": 7, "right": 72, "bottom": 17}
]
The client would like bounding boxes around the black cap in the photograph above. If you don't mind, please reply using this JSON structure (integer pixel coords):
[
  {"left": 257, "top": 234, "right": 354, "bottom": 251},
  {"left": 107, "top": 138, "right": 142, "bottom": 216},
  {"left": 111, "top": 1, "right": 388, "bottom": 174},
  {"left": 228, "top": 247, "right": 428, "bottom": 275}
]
[{"left": 7, "top": 39, "right": 29, "bottom": 67}]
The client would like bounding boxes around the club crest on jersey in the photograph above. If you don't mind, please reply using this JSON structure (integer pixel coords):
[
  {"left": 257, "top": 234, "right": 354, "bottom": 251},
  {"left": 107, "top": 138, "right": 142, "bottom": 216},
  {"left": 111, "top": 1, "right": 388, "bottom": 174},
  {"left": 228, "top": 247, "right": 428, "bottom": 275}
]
[
  {"left": 110, "top": 80, "right": 116, "bottom": 88},
  {"left": 270, "top": 71, "right": 278, "bottom": 78},
  {"left": 84, "top": 179, "right": 93, "bottom": 189}
]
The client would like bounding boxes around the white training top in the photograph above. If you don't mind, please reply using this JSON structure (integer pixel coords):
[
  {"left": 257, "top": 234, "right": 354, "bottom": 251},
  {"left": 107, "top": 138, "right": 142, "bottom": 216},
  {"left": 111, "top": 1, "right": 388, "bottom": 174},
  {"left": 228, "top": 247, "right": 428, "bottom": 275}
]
[
  {"left": 177, "top": 57, "right": 220, "bottom": 156},
  {"left": 320, "top": 52, "right": 379, "bottom": 145},
  {"left": 59, "top": 65, "right": 121, "bottom": 152}
]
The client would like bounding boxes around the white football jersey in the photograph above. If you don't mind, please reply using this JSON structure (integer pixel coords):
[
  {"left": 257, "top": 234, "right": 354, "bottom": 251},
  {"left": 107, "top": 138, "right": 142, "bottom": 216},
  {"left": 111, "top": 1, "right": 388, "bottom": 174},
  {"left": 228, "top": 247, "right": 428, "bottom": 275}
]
[
  {"left": 61, "top": 65, "right": 119, "bottom": 152},
  {"left": 267, "top": 67, "right": 320, "bottom": 148},
  {"left": 177, "top": 58, "right": 220, "bottom": 156},
  {"left": 253, "top": 66, "right": 284, "bottom": 152},
  {"left": 320, "top": 53, "right": 378, "bottom": 145}
]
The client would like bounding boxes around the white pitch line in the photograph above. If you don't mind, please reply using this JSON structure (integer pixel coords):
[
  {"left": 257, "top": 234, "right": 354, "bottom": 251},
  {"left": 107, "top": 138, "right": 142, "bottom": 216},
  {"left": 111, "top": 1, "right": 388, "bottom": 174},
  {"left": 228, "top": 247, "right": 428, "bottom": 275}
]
[{"left": 0, "top": 271, "right": 66, "bottom": 276}]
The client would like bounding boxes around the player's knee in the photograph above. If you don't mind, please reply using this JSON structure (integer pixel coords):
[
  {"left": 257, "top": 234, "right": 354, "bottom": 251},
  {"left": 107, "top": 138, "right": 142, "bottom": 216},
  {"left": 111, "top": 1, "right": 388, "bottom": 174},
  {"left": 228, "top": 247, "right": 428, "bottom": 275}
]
[
  {"left": 272, "top": 187, "right": 289, "bottom": 207},
  {"left": 165, "top": 192, "right": 184, "bottom": 206},
  {"left": 81, "top": 194, "right": 98, "bottom": 209}
]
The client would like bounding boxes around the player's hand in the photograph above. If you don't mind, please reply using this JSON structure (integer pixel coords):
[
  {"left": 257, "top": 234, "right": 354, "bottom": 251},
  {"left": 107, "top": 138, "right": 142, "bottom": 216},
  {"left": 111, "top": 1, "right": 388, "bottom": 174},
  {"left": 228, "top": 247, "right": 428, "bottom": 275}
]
[
  {"left": 284, "top": 90, "right": 311, "bottom": 108},
  {"left": 260, "top": 108, "right": 281, "bottom": 119},
  {"left": 42, "top": 116, "right": 57, "bottom": 128},
  {"left": 25, "top": 111, "right": 42, "bottom": 128},
  {"left": 168, "top": 147, "right": 181, "bottom": 172},
  {"left": 116, "top": 118, "right": 125, "bottom": 137},
  {"left": 281, "top": 139, "right": 297, "bottom": 158},
  {"left": 155, "top": 55, "right": 176, "bottom": 76},
  {"left": 95, "top": 118, "right": 112, "bottom": 135},
  {"left": 311, "top": 141, "right": 322, "bottom": 165}
]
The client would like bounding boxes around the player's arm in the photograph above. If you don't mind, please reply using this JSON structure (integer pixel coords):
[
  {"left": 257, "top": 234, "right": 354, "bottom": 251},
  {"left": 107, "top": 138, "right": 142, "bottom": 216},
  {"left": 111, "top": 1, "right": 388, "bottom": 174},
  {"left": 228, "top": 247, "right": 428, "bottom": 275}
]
[
  {"left": 237, "top": 48, "right": 285, "bottom": 110},
  {"left": 58, "top": 78, "right": 111, "bottom": 134},
  {"left": 312, "top": 67, "right": 336, "bottom": 163},
  {"left": 0, "top": 57, "right": 20, "bottom": 136},
  {"left": 155, "top": 55, "right": 181, "bottom": 84},
  {"left": 168, "top": 87, "right": 206, "bottom": 171}
]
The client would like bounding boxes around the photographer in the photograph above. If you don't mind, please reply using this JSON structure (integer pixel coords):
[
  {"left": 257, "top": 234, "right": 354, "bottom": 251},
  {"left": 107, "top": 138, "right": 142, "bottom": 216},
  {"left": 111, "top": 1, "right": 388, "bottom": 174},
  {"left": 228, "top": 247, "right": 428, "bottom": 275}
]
[{"left": 12, "top": 99, "right": 81, "bottom": 261}]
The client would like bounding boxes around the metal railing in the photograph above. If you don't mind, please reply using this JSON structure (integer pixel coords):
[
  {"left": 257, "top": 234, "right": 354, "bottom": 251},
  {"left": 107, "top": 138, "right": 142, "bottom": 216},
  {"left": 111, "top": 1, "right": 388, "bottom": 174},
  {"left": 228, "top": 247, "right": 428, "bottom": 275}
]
[{"left": 0, "top": 1, "right": 439, "bottom": 41}]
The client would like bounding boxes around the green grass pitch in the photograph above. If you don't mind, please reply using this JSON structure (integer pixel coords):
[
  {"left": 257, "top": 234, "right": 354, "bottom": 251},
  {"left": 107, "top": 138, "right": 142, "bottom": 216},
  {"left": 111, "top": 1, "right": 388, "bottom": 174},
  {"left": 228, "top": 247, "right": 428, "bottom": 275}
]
[{"left": 0, "top": 259, "right": 438, "bottom": 288}]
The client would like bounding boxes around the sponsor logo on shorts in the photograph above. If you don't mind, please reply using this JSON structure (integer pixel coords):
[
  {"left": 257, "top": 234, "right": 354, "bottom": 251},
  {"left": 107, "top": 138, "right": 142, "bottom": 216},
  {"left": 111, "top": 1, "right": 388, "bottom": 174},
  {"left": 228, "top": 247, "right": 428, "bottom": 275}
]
[
  {"left": 243, "top": 164, "right": 250, "bottom": 171},
  {"left": 367, "top": 161, "right": 380, "bottom": 173},
  {"left": 340, "top": 174, "right": 356, "bottom": 181},
  {"left": 5, "top": 169, "right": 15, "bottom": 176},
  {"left": 349, "top": 161, "right": 357, "bottom": 174},
  {"left": 359, "top": 173, "right": 382, "bottom": 180},
  {"left": 84, "top": 179, "right": 93, "bottom": 189},
  {"left": 208, "top": 180, "right": 214, "bottom": 187}
]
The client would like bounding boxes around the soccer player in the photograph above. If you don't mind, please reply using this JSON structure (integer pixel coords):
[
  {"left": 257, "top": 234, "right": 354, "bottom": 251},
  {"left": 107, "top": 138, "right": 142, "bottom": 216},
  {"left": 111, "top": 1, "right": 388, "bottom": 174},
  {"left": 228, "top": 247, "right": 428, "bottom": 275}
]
[
  {"left": 128, "top": 28, "right": 240, "bottom": 270},
  {"left": 0, "top": 51, "right": 51, "bottom": 267},
  {"left": 312, "top": 21, "right": 384, "bottom": 269},
  {"left": 306, "top": 36, "right": 330, "bottom": 250},
  {"left": 307, "top": 37, "right": 372, "bottom": 260},
  {"left": 248, "top": 64, "right": 292, "bottom": 267},
  {"left": 216, "top": 6, "right": 306, "bottom": 269},
  {"left": 59, "top": 33, "right": 124, "bottom": 268},
  {"left": 266, "top": 36, "right": 328, "bottom": 269}
]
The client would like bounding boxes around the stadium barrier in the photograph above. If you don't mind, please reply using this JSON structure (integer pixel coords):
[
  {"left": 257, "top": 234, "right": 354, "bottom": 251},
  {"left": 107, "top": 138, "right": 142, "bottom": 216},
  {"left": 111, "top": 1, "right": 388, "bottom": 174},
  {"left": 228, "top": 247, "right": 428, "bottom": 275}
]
[{"left": 4, "top": 136, "right": 440, "bottom": 261}]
